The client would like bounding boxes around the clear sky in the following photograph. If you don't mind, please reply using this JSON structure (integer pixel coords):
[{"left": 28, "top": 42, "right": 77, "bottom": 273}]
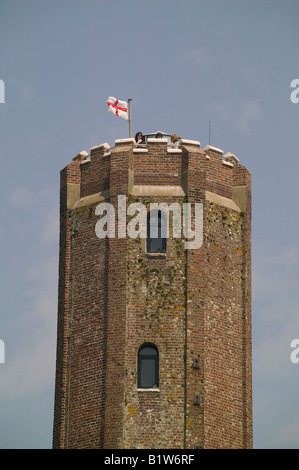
[{"left": 0, "top": 0, "right": 299, "bottom": 449}]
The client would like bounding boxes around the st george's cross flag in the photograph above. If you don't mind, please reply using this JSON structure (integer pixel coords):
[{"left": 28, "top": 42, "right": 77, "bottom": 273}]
[{"left": 106, "top": 97, "right": 128, "bottom": 120}]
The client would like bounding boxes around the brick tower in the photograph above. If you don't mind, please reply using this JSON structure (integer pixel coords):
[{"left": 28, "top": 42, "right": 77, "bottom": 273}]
[{"left": 53, "top": 134, "right": 252, "bottom": 449}]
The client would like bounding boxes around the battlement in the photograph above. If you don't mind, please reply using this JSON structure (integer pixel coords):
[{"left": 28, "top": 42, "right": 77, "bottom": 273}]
[
  {"left": 62, "top": 135, "right": 251, "bottom": 213},
  {"left": 71, "top": 136, "right": 244, "bottom": 165}
]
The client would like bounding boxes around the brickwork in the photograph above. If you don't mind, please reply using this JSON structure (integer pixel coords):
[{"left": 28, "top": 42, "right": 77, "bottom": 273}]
[
  {"left": 124, "top": 194, "right": 186, "bottom": 448},
  {"left": 133, "top": 140, "right": 182, "bottom": 186},
  {"left": 53, "top": 136, "right": 252, "bottom": 449}
]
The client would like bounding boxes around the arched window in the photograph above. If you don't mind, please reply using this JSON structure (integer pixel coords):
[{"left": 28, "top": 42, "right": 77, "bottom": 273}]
[
  {"left": 146, "top": 210, "right": 167, "bottom": 253},
  {"left": 138, "top": 344, "right": 159, "bottom": 388}
]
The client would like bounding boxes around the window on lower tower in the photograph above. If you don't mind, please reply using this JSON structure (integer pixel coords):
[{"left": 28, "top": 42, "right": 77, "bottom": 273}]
[
  {"left": 138, "top": 344, "right": 159, "bottom": 388},
  {"left": 146, "top": 210, "right": 167, "bottom": 254}
]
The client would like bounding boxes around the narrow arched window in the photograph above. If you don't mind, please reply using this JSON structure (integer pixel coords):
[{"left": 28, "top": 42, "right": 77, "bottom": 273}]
[
  {"left": 146, "top": 210, "right": 167, "bottom": 253},
  {"left": 138, "top": 344, "right": 159, "bottom": 388}
]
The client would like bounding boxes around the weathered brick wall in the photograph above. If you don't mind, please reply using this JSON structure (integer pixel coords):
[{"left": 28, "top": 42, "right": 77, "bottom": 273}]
[
  {"left": 65, "top": 206, "right": 108, "bottom": 449},
  {"left": 124, "top": 194, "right": 186, "bottom": 449},
  {"left": 53, "top": 137, "right": 252, "bottom": 449},
  {"left": 133, "top": 139, "right": 182, "bottom": 186},
  {"left": 182, "top": 143, "right": 207, "bottom": 449},
  {"left": 53, "top": 155, "right": 109, "bottom": 449},
  {"left": 80, "top": 143, "right": 110, "bottom": 198},
  {"left": 204, "top": 202, "right": 245, "bottom": 447},
  {"left": 53, "top": 161, "right": 81, "bottom": 449},
  {"left": 103, "top": 142, "right": 132, "bottom": 448}
]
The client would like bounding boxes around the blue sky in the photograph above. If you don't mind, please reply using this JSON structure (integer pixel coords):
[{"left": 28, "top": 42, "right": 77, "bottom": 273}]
[{"left": 0, "top": 0, "right": 299, "bottom": 448}]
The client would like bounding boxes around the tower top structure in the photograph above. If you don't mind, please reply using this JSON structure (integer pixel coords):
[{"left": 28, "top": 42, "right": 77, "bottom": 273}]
[{"left": 53, "top": 133, "right": 252, "bottom": 449}]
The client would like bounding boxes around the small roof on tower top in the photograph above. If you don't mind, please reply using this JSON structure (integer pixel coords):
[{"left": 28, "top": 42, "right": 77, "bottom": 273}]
[{"left": 145, "top": 130, "right": 171, "bottom": 138}]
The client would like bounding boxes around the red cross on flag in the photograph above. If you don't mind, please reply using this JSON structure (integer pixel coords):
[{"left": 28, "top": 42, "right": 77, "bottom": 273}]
[{"left": 107, "top": 96, "right": 128, "bottom": 120}]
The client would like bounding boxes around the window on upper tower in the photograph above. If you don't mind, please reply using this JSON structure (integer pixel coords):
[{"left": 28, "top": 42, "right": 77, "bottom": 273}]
[
  {"left": 137, "top": 344, "right": 159, "bottom": 388},
  {"left": 146, "top": 210, "right": 167, "bottom": 254}
]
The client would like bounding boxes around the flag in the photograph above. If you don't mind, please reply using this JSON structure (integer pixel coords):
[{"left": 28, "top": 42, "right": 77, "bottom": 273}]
[{"left": 107, "top": 96, "right": 128, "bottom": 120}]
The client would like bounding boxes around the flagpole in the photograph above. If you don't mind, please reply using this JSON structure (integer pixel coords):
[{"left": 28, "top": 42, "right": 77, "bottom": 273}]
[{"left": 128, "top": 98, "right": 132, "bottom": 138}]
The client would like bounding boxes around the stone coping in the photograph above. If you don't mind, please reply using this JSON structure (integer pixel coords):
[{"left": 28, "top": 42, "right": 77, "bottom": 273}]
[
  {"left": 130, "top": 185, "right": 185, "bottom": 197},
  {"left": 203, "top": 144, "right": 223, "bottom": 154},
  {"left": 206, "top": 190, "right": 240, "bottom": 212}
]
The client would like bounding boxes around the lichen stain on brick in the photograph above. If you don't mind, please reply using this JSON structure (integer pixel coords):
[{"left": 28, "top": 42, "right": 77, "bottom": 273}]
[{"left": 127, "top": 404, "right": 137, "bottom": 415}]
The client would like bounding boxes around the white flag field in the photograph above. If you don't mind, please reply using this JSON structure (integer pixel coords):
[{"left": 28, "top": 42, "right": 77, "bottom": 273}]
[{"left": 106, "top": 96, "right": 128, "bottom": 120}]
